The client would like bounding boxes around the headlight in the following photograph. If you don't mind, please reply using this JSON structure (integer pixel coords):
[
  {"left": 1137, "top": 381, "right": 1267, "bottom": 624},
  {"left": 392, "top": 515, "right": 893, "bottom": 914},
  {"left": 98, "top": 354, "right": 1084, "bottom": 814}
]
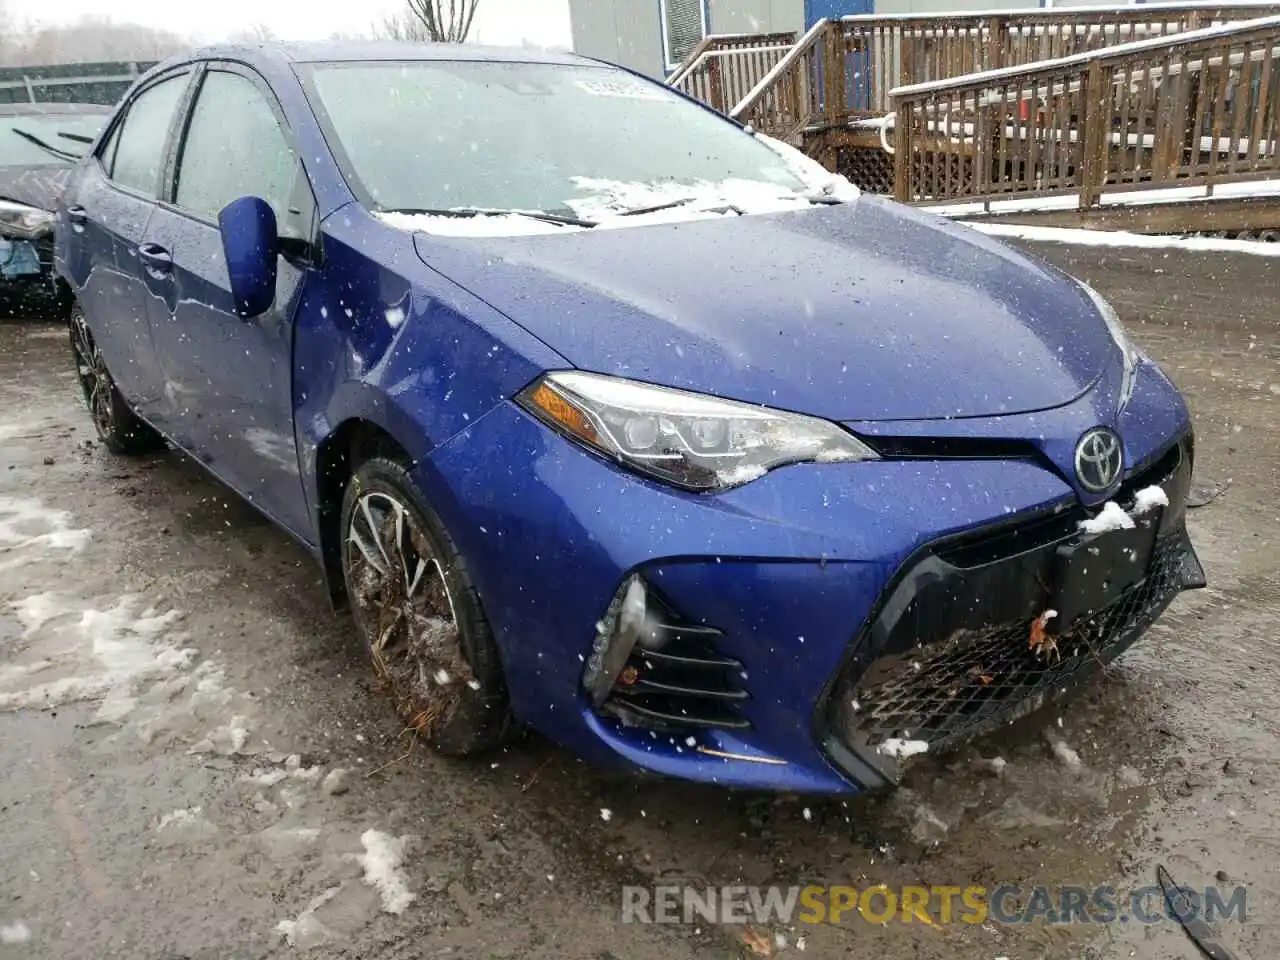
[
  {"left": 0, "top": 200, "right": 56, "bottom": 240},
  {"left": 517, "top": 371, "right": 878, "bottom": 491},
  {"left": 1077, "top": 280, "right": 1139, "bottom": 410}
]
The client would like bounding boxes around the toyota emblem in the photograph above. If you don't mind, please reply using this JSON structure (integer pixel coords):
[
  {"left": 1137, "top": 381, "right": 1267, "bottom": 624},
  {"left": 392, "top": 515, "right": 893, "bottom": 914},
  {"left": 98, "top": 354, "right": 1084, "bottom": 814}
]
[{"left": 1074, "top": 427, "right": 1123, "bottom": 493}]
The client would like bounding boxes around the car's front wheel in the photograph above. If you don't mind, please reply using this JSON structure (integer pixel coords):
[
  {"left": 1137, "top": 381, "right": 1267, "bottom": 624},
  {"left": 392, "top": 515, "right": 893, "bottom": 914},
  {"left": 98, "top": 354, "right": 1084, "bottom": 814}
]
[
  {"left": 340, "top": 457, "right": 511, "bottom": 756},
  {"left": 69, "top": 304, "right": 163, "bottom": 455}
]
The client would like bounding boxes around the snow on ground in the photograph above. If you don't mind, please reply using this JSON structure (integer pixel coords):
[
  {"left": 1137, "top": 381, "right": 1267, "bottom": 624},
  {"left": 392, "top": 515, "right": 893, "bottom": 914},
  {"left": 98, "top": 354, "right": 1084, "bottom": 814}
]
[
  {"left": 21, "top": 329, "right": 69, "bottom": 341},
  {"left": 189, "top": 713, "right": 253, "bottom": 756},
  {"left": 0, "top": 421, "right": 42, "bottom": 443},
  {"left": 972, "top": 756, "right": 1008, "bottom": 777},
  {"left": 968, "top": 222, "right": 1280, "bottom": 257},
  {"left": 0, "top": 596, "right": 194, "bottom": 714},
  {"left": 0, "top": 493, "right": 424, "bottom": 947},
  {"left": 276, "top": 887, "right": 343, "bottom": 949},
  {"left": 925, "top": 176, "right": 1280, "bottom": 218},
  {"left": 0, "top": 921, "right": 31, "bottom": 944},
  {"left": 356, "top": 830, "right": 416, "bottom": 915},
  {"left": 10, "top": 592, "right": 69, "bottom": 638},
  {"left": 155, "top": 806, "right": 202, "bottom": 830},
  {"left": 0, "top": 496, "right": 92, "bottom": 560},
  {"left": 878, "top": 738, "right": 929, "bottom": 760},
  {"left": 1046, "top": 734, "right": 1084, "bottom": 772}
]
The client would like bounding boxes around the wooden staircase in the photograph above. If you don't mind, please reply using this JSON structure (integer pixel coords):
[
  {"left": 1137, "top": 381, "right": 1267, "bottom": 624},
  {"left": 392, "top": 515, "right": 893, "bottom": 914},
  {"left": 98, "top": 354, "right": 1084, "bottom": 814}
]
[{"left": 667, "top": 4, "right": 1280, "bottom": 232}]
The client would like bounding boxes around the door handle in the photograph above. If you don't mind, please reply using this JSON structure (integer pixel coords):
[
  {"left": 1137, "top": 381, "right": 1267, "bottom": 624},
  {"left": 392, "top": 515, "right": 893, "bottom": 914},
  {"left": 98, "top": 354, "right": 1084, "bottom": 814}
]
[
  {"left": 66, "top": 204, "right": 88, "bottom": 226},
  {"left": 138, "top": 242, "right": 173, "bottom": 272}
]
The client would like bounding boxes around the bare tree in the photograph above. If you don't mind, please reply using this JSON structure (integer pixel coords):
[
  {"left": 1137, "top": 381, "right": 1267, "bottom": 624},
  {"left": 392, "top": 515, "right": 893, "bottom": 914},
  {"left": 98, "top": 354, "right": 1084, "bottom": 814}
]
[
  {"left": 403, "top": 0, "right": 481, "bottom": 43},
  {"left": 6, "top": 17, "right": 188, "bottom": 66},
  {"left": 0, "top": 0, "right": 24, "bottom": 66},
  {"left": 229, "top": 23, "right": 278, "bottom": 43},
  {"left": 373, "top": 13, "right": 432, "bottom": 42}
]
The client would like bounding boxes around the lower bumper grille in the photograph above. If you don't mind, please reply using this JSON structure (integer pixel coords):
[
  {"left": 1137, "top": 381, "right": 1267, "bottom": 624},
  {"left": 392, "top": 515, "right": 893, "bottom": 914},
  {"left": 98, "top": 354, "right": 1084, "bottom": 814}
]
[
  {"left": 594, "top": 585, "right": 751, "bottom": 732},
  {"left": 832, "top": 534, "right": 1196, "bottom": 770}
]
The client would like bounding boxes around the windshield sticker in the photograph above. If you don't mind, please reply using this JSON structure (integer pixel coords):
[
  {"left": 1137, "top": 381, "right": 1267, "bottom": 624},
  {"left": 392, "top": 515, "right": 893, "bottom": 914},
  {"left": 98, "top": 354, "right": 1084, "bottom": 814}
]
[{"left": 574, "top": 77, "right": 671, "bottom": 102}]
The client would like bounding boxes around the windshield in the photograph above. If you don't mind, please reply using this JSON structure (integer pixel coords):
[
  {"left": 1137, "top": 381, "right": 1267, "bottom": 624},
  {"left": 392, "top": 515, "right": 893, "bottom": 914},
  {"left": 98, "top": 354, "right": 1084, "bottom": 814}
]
[
  {"left": 302, "top": 60, "right": 810, "bottom": 218},
  {"left": 0, "top": 113, "right": 107, "bottom": 167}
]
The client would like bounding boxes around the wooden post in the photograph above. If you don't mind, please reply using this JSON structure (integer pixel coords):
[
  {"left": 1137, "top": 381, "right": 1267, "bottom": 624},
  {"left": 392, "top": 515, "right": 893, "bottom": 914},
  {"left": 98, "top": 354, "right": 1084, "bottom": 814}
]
[
  {"left": 1079, "top": 59, "right": 1108, "bottom": 209},
  {"left": 708, "top": 57, "right": 725, "bottom": 114},
  {"left": 791, "top": 58, "right": 806, "bottom": 131},
  {"left": 987, "top": 17, "right": 1006, "bottom": 71},
  {"left": 893, "top": 102, "right": 911, "bottom": 201},
  {"left": 902, "top": 25, "right": 916, "bottom": 88},
  {"left": 824, "top": 23, "right": 841, "bottom": 128}
]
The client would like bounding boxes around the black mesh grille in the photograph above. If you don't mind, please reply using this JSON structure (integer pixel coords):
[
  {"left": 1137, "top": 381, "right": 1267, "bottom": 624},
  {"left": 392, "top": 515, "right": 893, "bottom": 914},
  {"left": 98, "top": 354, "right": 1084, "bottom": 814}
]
[{"left": 832, "top": 535, "right": 1190, "bottom": 764}]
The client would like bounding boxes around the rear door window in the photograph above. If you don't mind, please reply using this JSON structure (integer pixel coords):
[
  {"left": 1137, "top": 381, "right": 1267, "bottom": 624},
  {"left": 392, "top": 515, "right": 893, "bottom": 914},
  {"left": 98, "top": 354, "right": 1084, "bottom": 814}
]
[{"left": 109, "top": 73, "right": 190, "bottom": 197}]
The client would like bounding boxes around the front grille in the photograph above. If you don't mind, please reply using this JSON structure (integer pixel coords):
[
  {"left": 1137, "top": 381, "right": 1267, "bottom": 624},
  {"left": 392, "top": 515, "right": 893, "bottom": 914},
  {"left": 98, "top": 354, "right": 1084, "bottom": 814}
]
[
  {"left": 600, "top": 593, "right": 750, "bottom": 732},
  {"left": 934, "top": 437, "right": 1187, "bottom": 570},
  {"left": 859, "top": 435, "right": 1044, "bottom": 463},
  {"left": 831, "top": 535, "right": 1192, "bottom": 769}
]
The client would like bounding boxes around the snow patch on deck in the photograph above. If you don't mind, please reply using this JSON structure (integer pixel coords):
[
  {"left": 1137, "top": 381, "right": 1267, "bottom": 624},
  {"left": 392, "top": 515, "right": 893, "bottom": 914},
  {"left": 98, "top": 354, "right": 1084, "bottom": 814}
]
[{"left": 968, "top": 222, "right": 1280, "bottom": 257}]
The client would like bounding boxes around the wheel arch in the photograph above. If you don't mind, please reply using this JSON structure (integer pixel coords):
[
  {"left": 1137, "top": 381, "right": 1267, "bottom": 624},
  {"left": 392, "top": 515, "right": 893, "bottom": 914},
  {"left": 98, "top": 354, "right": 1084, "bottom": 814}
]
[{"left": 314, "top": 416, "right": 415, "bottom": 607}]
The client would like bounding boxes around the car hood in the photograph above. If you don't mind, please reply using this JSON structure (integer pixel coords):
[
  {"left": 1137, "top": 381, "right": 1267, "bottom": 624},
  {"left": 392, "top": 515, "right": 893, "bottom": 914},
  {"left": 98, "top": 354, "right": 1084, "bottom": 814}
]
[
  {"left": 411, "top": 194, "right": 1114, "bottom": 422},
  {"left": 0, "top": 165, "right": 69, "bottom": 212}
]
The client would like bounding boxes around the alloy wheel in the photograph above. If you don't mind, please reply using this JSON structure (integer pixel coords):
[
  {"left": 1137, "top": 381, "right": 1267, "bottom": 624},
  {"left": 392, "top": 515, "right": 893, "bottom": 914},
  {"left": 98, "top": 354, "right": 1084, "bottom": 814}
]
[
  {"left": 344, "top": 489, "right": 476, "bottom": 734},
  {"left": 70, "top": 313, "right": 114, "bottom": 437}
]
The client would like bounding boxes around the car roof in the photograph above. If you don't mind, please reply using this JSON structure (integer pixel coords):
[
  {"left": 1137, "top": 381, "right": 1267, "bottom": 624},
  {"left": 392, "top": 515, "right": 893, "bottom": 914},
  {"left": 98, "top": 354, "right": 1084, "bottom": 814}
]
[
  {"left": 182, "top": 40, "right": 590, "bottom": 69},
  {"left": 0, "top": 101, "right": 113, "bottom": 117}
]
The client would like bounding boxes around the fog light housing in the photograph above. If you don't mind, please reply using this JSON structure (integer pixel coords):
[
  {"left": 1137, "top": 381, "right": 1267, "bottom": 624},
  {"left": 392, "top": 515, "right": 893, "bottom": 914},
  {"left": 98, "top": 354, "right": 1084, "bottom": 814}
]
[{"left": 583, "top": 575, "right": 668, "bottom": 705}]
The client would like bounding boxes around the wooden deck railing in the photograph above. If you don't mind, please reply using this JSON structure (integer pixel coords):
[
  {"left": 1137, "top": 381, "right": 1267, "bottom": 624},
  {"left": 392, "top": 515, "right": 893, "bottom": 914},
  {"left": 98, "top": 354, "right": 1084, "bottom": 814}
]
[
  {"left": 889, "top": 14, "right": 1280, "bottom": 208},
  {"left": 666, "top": 31, "right": 798, "bottom": 114},
  {"left": 730, "top": 3, "right": 1280, "bottom": 140}
]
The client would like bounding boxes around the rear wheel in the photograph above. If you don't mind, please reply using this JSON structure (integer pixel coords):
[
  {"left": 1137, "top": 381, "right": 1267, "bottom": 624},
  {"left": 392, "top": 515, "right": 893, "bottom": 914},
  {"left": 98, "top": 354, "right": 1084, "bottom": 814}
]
[
  {"left": 69, "top": 303, "right": 164, "bottom": 455},
  {"left": 340, "top": 457, "right": 511, "bottom": 756}
]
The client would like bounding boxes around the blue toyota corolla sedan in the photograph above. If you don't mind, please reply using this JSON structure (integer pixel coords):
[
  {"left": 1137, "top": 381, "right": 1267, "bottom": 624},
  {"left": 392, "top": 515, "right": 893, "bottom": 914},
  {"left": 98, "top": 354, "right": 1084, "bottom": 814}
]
[{"left": 56, "top": 42, "right": 1204, "bottom": 794}]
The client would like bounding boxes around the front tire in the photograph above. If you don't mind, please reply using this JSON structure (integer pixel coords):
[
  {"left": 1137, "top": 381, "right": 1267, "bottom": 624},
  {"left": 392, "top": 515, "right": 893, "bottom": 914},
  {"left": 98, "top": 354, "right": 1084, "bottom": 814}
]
[
  {"left": 340, "top": 457, "right": 511, "bottom": 756},
  {"left": 69, "top": 303, "right": 163, "bottom": 455}
]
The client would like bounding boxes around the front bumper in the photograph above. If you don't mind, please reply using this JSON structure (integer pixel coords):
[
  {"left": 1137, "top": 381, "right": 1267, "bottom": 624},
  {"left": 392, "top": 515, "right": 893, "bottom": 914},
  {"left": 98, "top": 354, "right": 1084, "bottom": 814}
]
[
  {"left": 423, "top": 364, "right": 1202, "bottom": 794},
  {"left": 0, "top": 234, "right": 61, "bottom": 308}
]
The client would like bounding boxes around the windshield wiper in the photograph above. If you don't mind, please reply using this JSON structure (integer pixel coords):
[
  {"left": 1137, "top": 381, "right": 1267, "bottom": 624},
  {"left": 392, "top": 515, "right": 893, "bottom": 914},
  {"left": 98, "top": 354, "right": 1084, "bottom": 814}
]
[
  {"left": 57, "top": 130, "right": 97, "bottom": 145},
  {"left": 10, "top": 127, "right": 83, "bottom": 162},
  {"left": 386, "top": 207, "right": 597, "bottom": 228},
  {"left": 618, "top": 193, "right": 844, "bottom": 218},
  {"left": 618, "top": 198, "right": 695, "bottom": 217}
]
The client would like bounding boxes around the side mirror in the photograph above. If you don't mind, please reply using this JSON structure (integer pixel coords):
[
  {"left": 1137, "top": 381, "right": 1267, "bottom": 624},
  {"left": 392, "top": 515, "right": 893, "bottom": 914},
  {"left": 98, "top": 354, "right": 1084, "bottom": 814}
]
[{"left": 218, "top": 196, "right": 278, "bottom": 317}]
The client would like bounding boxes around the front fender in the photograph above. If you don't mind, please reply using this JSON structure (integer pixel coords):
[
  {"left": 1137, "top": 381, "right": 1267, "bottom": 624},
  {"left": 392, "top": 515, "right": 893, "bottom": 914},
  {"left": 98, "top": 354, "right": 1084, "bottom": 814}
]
[{"left": 293, "top": 216, "right": 570, "bottom": 534}]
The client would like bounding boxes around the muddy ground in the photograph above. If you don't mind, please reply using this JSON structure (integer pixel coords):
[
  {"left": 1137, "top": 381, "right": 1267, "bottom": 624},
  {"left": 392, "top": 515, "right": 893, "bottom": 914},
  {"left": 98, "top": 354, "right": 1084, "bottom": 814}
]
[{"left": 0, "top": 241, "right": 1276, "bottom": 960}]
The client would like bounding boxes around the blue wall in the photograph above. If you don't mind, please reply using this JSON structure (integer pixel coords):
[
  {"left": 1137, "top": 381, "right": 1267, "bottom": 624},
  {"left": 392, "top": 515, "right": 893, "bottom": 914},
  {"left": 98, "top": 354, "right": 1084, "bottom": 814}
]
[{"left": 806, "top": 0, "right": 871, "bottom": 25}]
